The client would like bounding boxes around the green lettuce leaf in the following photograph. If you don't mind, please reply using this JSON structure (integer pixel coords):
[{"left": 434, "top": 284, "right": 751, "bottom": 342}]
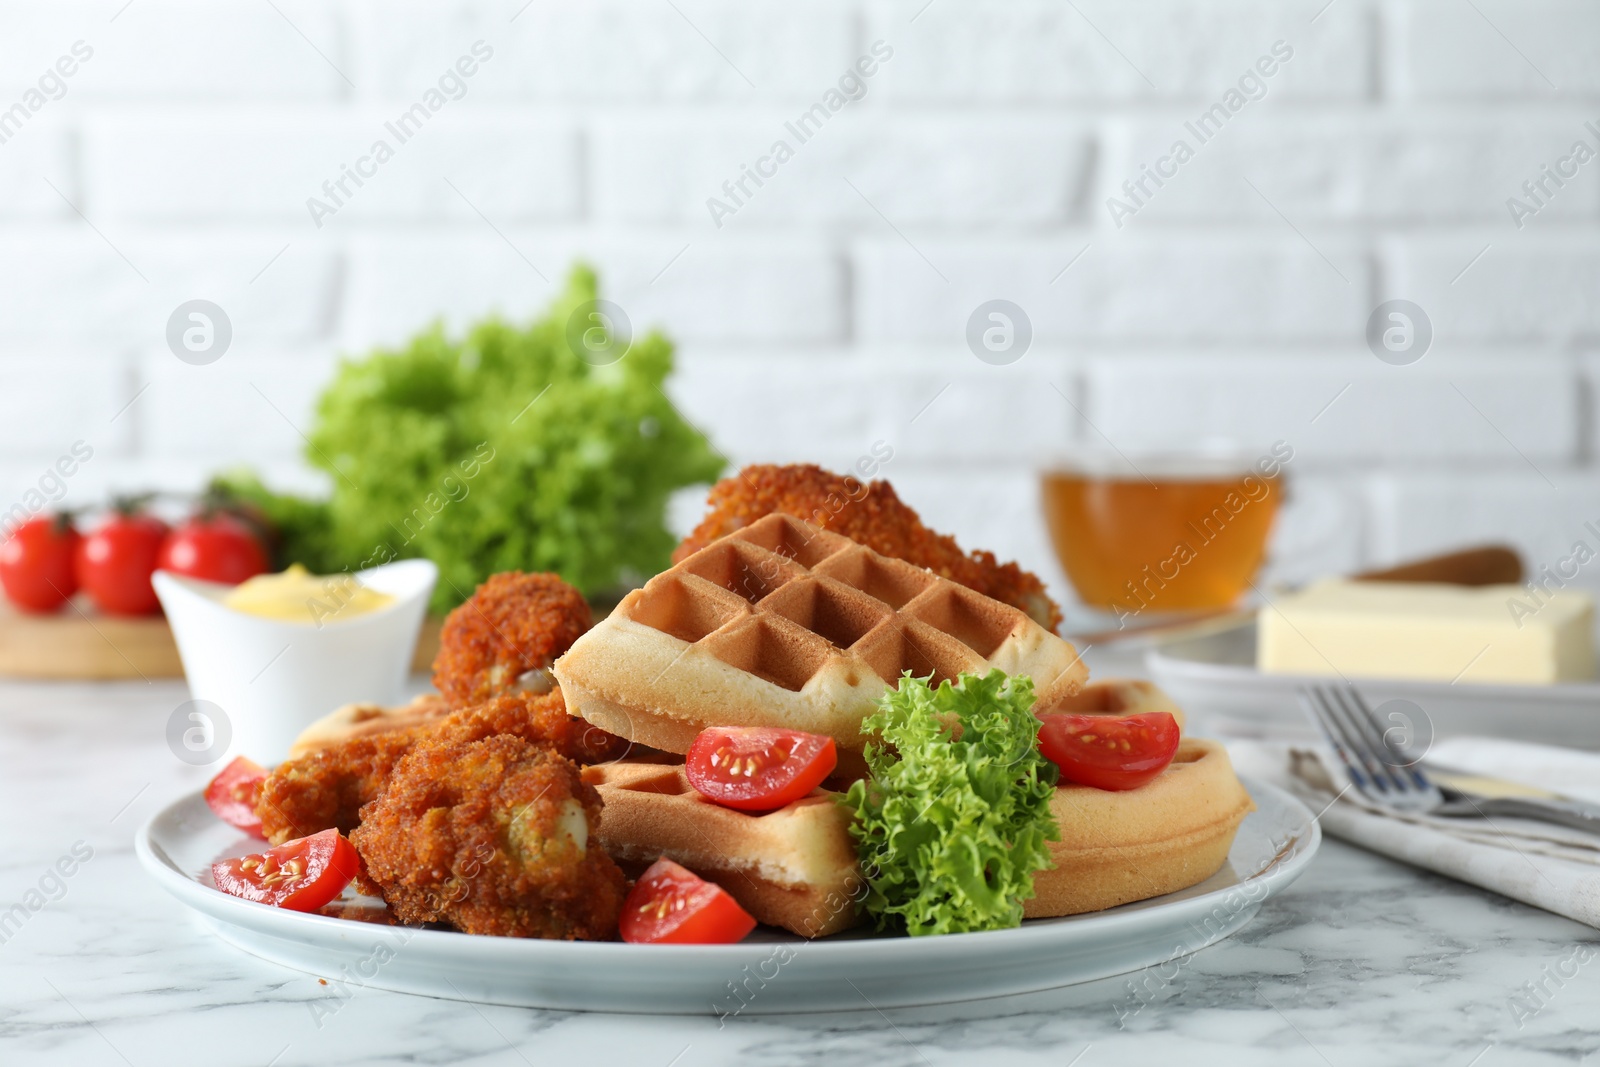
[
  {"left": 843, "top": 670, "right": 1060, "bottom": 936},
  {"left": 213, "top": 266, "right": 724, "bottom": 614}
]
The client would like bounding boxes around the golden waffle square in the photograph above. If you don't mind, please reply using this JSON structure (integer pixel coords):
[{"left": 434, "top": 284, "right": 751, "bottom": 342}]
[
  {"left": 582, "top": 760, "right": 862, "bottom": 938},
  {"left": 553, "top": 513, "right": 1088, "bottom": 773},
  {"left": 1026, "top": 738, "right": 1255, "bottom": 919}
]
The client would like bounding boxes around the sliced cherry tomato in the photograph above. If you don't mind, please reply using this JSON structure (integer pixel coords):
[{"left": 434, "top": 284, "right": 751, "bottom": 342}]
[
  {"left": 204, "top": 756, "right": 268, "bottom": 838},
  {"left": 211, "top": 828, "right": 360, "bottom": 912},
  {"left": 77, "top": 510, "right": 169, "bottom": 615},
  {"left": 0, "top": 515, "right": 80, "bottom": 612},
  {"left": 619, "top": 858, "right": 756, "bottom": 945},
  {"left": 685, "top": 726, "right": 837, "bottom": 812},
  {"left": 158, "top": 513, "right": 268, "bottom": 586},
  {"left": 1037, "top": 712, "right": 1181, "bottom": 791}
]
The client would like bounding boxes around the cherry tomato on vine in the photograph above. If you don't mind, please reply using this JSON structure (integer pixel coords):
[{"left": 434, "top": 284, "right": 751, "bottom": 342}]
[
  {"left": 77, "top": 510, "right": 169, "bottom": 615},
  {"left": 0, "top": 515, "right": 80, "bottom": 612},
  {"left": 158, "top": 513, "right": 268, "bottom": 586}
]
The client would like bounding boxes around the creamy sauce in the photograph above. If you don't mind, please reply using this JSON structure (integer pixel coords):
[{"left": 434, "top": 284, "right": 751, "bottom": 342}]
[{"left": 222, "top": 564, "right": 394, "bottom": 626}]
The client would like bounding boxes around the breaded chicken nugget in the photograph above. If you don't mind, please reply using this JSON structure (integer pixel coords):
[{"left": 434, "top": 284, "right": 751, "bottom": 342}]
[
  {"left": 432, "top": 572, "right": 594, "bottom": 708},
  {"left": 351, "top": 735, "right": 626, "bottom": 939},
  {"left": 257, "top": 729, "right": 421, "bottom": 845},
  {"left": 676, "top": 464, "right": 1063, "bottom": 631},
  {"left": 432, "top": 688, "right": 631, "bottom": 763},
  {"left": 258, "top": 690, "right": 623, "bottom": 845}
]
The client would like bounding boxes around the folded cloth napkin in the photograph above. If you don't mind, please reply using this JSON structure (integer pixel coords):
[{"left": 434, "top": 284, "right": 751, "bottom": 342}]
[{"left": 1227, "top": 736, "right": 1600, "bottom": 929}]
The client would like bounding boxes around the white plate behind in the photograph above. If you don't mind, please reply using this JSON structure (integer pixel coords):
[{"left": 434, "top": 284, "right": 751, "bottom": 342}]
[{"left": 1148, "top": 622, "right": 1600, "bottom": 748}]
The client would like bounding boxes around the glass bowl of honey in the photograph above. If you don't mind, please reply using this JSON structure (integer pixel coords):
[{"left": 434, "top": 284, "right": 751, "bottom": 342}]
[{"left": 1041, "top": 441, "right": 1291, "bottom": 627}]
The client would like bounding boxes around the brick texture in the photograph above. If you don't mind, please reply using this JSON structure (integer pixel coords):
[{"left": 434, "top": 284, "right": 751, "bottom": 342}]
[
  {"left": 866, "top": 1, "right": 1373, "bottom": 102},
  {"left": 353, "top": 0, "right": 858, "bottom": 103},
  {"left": 1, "top": 0, "right": 1596, "bottom": 617},
  {"left": 593, "top": 115, "right": 1094, "bottom": 228},
  {"left": 855, "top": 238, "right": 1371, "bottom": 342},
  {"left": 1083, "top": 352, "right": 1579, "bottom": 462},
  {"left": 85, "top": 113, "right": 583, "bottom": 223},
  {"left": 1399, "top": 1, "right": 1600, "bottom": 99}
]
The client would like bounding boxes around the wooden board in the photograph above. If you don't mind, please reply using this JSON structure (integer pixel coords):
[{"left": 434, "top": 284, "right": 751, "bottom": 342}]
[{"left": 0, "top": 600, "right": 443, "bottom": 680}]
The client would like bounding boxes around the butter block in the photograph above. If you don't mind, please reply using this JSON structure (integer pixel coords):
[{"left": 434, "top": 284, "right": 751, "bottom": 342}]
[{"left": 1257, "top": 580, "right": 1595, "bottom": 685}]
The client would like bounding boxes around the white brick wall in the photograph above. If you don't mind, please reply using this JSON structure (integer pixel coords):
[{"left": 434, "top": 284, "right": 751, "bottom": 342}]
[
  {"left": 593, "top": 114, "right": 1095, "bottom": 228},
  {"left": 354, "top": 1, "right": 859, "bottom": 103},
  {"left": 1083, "top": 352, "right": 1580, "bottom": 462},
  {"left": 3, "top": 0, "right": 1598, "bottom": 619},
  {"left": 866, "top": 1, "right": 1374, "bottom": 101},
  {"left": 857, "top": 236, "right": 1373, "bottom": 341},
  {"left": 85, "top": 112, "right": 585, "bottom": 223},
  {"left": 1398, "top": 1, "right": 1600, "bottom": 98}
]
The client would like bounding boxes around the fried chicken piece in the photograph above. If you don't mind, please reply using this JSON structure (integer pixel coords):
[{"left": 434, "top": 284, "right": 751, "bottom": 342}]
[
  {"left": 433, "top": 687, "right": 633, "bottom": 762},
  {"left": 258, "top": 689, "right": 623, "bottom": 845},
  {"left": 351, "top": 735, "right": 626, "bottom": 939},
  {"left": 260, "top": 571, "right": 626, "bottom": 847},
  {"left": 432, "top": 572, "right": 594, "bottom": 708},
  {"left": 431, "top": 568, "right": 629, "bottom": 755},
  {"left": 257, "top": 729, "right": 422, "bottom": 846},
  {"left": 676, "top": 463, "right": 1063, "bottom": 631}
]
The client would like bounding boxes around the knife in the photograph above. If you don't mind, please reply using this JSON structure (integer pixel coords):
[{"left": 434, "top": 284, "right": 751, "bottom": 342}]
[{"left": 1423, "top": 762, "right": 1600, "bottom": 836}]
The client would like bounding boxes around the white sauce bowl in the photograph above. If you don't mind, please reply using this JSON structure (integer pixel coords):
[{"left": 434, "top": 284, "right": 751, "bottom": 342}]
[{"left": 153, "top": 558, "right": 437, "bottom": 764}]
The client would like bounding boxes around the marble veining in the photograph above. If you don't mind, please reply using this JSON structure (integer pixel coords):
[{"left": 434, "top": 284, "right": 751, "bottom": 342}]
[{"left": 3, "top": 678, "right": 1600, "bottom": 1067}]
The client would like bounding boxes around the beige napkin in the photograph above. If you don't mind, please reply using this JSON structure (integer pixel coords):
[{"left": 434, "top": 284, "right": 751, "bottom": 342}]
[{"left": 1227, "top": 737, "right": 1600, "bottom": 929}]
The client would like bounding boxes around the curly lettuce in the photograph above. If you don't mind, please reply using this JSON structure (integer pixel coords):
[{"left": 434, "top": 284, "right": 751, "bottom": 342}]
[
  {"left": 213, "top": 266, "right": 723, "bottom": 613},
  {"left": 843, "top": 670, "right": 1059, "bottom": 936}
]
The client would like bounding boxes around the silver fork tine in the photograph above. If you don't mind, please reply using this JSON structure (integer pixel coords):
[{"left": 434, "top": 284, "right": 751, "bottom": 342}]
[
  {"left": 1341, "top": 687, "right": 1437, "bottom": 795},
  {"left": 1300, "top": 686, "right": 1377, "bottom": 796},
  {"left": 1330, "top": 688, "right": 1401, "bottom": 794},
  {"left": 1326, "top": 685, "right": 1415, "bottom": 795},
  {"left": 1323, "top": 684, "right": 1443, "bottom": 812}
]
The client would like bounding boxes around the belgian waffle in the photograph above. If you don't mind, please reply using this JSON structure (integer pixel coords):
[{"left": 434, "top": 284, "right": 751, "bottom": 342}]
[
  {"left": 1052, "top": 677, "right": 1185, "bottom": 731},
  {"left": 581, "top": 760, "right": 863, "bottom": 938},
  {"left": 553, "top": 513, "right": 1088, "bottom": 774},
  {"left": 1026, "top": 738, "right": 1255, "bottom": 918},
  {"left": 585, "top": 735, "right": 1250, "bottom": 933}
]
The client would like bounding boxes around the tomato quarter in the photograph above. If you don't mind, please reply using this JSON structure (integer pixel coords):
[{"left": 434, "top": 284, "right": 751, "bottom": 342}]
[
  {"left": 158, "top": 513, "right": 268, "bottom": 586},
  {"left": 618, "top": 858, "right": 756, "bottom": 945},
  {"left": 212, "top": 828, "right": 360, "bottom": 912},
  {"left": 685, "top": 726, "right": 837, "bottom": 812},
  {"left": 204, "top": 755, "right": 269, "bottom": 838},
  {"left": 1036, "top": 712, "right": 1181, "bottom": 791},
  {"left": 0, "top": 515, "right": 80, "bottom": 612},
  {"left": 77, "top": 510, "right": 169, "bottom": 615}
]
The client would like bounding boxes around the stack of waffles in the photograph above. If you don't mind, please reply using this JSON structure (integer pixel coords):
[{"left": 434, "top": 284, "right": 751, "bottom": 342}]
[
  {"left": 579, "top": 760, "right": 864, "bottom": 937},
  {"left": 554, "top": 512, "right": 1091, "bottom": 935}
]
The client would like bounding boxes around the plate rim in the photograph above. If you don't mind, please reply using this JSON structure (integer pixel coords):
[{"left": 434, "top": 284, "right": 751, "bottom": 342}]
[{"left": 136, "top": 775, "right": 1320, "bottom": 966}]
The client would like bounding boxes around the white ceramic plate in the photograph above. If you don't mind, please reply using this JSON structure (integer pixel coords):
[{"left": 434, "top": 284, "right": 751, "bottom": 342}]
[
  {"left": 1148, "top": 621, "right": 1600, "bottom": 749},
  {"left": 136, "top": 780, "right": 1318, "bottom": 1015}
]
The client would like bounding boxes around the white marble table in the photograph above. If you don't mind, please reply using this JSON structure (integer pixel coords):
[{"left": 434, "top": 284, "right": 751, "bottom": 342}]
[{"left": 3, "top": 676, "right": 1599, "bottom": 1067}]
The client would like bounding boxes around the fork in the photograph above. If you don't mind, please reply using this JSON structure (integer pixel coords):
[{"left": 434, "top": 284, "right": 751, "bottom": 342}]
[{"left": 1299, "top": 683, "right": 1600, "bottom": 834}]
